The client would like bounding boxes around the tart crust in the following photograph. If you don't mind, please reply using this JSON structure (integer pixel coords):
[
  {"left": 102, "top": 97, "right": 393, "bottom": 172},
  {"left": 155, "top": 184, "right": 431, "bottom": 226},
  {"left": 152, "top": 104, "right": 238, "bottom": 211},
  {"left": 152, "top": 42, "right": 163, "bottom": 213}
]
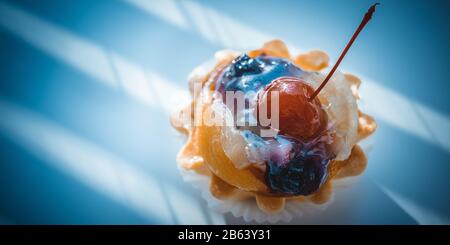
[{"left": 172, "top": 40, "right": 377, "bottom": 214}]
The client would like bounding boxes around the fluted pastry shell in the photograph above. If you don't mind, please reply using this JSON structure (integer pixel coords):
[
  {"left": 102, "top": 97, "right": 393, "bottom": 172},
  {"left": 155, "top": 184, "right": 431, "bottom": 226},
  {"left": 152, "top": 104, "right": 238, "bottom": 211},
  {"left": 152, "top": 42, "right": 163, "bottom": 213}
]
[{"left": 172, "top": 40, "right": 376, "bottom": 218}]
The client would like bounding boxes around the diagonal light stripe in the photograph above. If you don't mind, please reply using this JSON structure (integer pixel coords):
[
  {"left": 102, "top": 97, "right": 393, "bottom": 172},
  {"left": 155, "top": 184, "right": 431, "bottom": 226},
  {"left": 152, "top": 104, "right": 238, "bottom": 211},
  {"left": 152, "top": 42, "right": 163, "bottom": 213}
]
[
  {"left": 108, "top": 52, "right": 157, "bottom": 107},
  {"left": 0, "top": 98, "right": 212, "bottom": 224},
  {"left": 0, "top": 1, "right": 190, "bottom": 115},
  {"left": 181, "top": 0, "right": 218, "bottom": 44},
  {"left": 124, "top": 0, "right": 275, "bottom": 51},
  {"left": 359, "top": 76, "right": 450, "bottom": 153},
  {"left": 415, "top": 103, "right": 450, "bottom": 152},
  {"left": 110, "top": 52, "right": 190, "bottom": 115},
  {"left": 0, "top": 2, "right": 213, "bottom": 224},
  {"left": 358, "top": 77, "right": 434, "bottom": 143},
  {"left": 0, "top": 3, "right": 117, "bottom": 88},
  {"left": 124, "top": 0, "right": 189, "bottom": 31},
  {"left": 377, "top": 184, "right": 450, "bottom": 225},
  {"left": 0, "top": 99, "right": 172, "bottom": 223}
]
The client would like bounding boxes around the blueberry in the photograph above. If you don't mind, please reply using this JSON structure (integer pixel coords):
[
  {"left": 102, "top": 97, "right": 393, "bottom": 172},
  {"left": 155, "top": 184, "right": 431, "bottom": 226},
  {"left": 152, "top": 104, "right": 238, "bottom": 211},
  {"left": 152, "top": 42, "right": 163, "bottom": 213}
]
[
  {"left": 228, "top": 54, "right": 264, "bottom": 77},
  {"left": 265, "top": 137, "right": 333, "bottom": 196},
  {"left": 216, "top": 54, "right": 305, "bottom": 96}
]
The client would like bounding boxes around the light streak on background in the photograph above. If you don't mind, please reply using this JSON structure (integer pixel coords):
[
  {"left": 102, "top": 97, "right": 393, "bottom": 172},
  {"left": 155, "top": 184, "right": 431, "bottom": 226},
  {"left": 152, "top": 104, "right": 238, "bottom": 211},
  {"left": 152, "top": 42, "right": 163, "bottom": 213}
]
[
  {"left": 377, "top": 184, "right": 450, "bottom": 225},
  {"left": 0, "top": 99, "right": 221, "bottom": 224},
  {"left": 0, "top": 1, "right": 219, "bottom": 224},
  {"left": 0, "top": 2, "right": 189, "bottom": 114}
]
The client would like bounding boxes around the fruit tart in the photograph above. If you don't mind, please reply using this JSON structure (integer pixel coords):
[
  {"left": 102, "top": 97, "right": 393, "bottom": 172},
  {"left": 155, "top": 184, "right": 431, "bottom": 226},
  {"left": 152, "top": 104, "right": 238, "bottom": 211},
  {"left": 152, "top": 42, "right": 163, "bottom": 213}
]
[{"left": 171, "top": 4, "right": 378, "bottom": 222}]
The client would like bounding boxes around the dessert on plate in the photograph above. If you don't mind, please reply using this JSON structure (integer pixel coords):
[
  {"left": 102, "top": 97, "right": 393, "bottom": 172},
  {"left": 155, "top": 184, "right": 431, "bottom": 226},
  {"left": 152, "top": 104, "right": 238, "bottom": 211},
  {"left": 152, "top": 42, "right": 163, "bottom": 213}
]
[{"left": 170, "top": 4, "right": 378, "bottom": 219}]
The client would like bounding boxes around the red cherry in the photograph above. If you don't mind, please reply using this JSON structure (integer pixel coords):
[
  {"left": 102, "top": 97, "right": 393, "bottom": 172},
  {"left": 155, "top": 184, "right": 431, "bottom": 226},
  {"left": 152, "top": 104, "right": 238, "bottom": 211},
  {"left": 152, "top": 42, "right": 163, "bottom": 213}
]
[{"left": 258, "top": 77, "right": 327, "bottom": 140}]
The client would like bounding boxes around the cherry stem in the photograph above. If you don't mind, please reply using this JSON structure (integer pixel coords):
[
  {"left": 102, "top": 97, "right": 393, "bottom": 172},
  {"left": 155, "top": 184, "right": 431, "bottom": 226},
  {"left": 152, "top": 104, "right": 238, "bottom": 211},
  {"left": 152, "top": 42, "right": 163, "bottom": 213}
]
[{"left": 309, "top": 3, "right": 379, "bottom": 102}]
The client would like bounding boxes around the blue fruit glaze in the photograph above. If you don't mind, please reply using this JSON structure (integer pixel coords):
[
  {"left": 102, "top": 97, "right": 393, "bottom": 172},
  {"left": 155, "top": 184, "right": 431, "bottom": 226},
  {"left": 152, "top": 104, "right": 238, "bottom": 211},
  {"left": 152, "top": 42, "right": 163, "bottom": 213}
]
[{"left": 216, "top": 54, "right": 305, "bottom": 96}]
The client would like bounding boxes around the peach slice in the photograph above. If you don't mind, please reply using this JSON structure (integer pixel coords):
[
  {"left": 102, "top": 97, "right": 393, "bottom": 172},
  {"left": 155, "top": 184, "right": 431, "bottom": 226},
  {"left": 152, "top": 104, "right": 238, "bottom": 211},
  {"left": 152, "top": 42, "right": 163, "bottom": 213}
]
[
  {"left": 199, "top": 120, "right": 269, "bottom": 193},
  {"left": 209, "top": 173, "right": 237, "bottom": 200}
]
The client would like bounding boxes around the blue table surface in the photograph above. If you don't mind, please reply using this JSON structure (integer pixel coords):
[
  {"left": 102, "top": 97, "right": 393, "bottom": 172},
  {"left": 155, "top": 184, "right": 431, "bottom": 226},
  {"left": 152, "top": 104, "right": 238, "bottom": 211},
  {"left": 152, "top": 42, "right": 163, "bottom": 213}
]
[{"left": 0, "top": 0, "right": 449, "bottom": 224}]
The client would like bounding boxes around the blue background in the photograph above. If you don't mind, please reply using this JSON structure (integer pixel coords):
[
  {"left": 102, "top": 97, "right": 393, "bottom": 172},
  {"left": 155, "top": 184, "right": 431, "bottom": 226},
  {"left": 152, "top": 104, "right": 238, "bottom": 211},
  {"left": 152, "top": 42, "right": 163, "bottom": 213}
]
[{"left": 0, "top": 0, "right": 449, "bottom": 224}]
